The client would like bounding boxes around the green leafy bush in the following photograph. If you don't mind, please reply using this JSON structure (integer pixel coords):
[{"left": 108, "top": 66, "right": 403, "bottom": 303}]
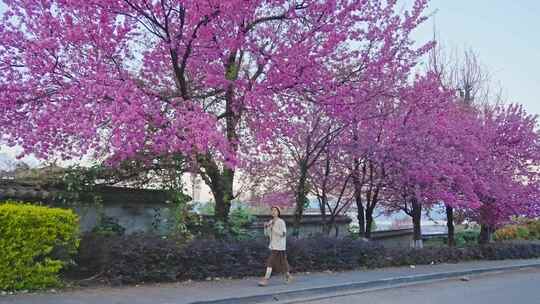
[
  {"left": 0, "top": 202, "right": 79, "bottom": 290},
  {"left": 228, "top": 206, "right": 255, "bottom": 240},
  {"left": 188, "top": 202, "right": 255, "bottom": 240},
  {"left": 526, "top": 220, "right": 540, "bottom": 239},
  {"left": 455, "top": 230, "right": 480, "bottom": 246},
  {"left": 516, "top": 226, "right": 531, "bottom": 240},
  {"left": 167, "top": 190, "right": 197, "bottom": 240}
]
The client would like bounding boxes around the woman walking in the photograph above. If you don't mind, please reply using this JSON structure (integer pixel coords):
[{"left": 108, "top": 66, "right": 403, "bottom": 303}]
[{"left": 258, "top": 206, "right": 293, "bottom": 286}]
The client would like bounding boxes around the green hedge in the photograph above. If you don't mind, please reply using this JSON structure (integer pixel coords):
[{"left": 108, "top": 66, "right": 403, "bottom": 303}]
[
  {"left": 0, "top": 202, "right": 79, "bottom": 290},
  {"left": 75, "top": 233, "right": 540, "bottom": 285}
]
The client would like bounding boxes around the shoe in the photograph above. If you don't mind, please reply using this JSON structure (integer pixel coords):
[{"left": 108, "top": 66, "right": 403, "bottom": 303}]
[
  {"left": 284, "top": 273, "right": 293, "bottom": 284},
  {"left": 258, "top": 278, "right": 269, "bottom": 287}
]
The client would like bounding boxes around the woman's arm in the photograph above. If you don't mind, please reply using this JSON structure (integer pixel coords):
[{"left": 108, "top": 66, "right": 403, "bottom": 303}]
[{"left": 264, "top": 220, "right": 272, "bottom": 237}]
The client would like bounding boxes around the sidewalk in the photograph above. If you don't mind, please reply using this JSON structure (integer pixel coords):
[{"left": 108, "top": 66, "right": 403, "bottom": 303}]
[{"left": 2, "top": 259, "right": 540, "bottom": 304}]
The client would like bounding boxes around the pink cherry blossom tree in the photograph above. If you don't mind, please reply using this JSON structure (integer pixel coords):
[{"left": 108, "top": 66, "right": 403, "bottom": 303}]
[
  {"left": 343, "top": 106, "right": 394, "bottom": 239},
  {"left": 427, "top": 39, "right": 495, "bottom": 246},
  {"left": 249, "top": 103, "right": 345, "bottom": 235},
  {"left": 378, "top": 73, "right": 484, "bottom": 248},
  {"left": 308, "top": 137, "right": 355, "bottom": 236},
  {"left": 0, "top": 0, "right": 433, "bottom": 222},
  {"left": 469, "top": 104, "right": 540, "bottom": 243}
]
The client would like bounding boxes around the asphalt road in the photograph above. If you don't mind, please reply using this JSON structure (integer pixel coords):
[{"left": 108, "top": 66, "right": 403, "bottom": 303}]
[{"left": 301, "top": 268, "right": 540, "bottom": 304}]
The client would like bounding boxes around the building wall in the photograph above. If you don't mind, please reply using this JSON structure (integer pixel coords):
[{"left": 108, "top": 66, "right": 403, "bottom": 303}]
[
  {"left": 370, "top": 229, "right": 415, "bottom": 248},
  {"left": 74, "top": 203, "right": 173, "bottom": 235},
  {"left": 73, "top": 204, "right": 353, "bottom": 238}
]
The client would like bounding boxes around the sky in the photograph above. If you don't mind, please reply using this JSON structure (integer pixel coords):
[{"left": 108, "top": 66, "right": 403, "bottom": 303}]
[
  {"left": 410, "top": 0, "right": 540, "bottom": 115},
  {"left": 1, "top": 0, "right": 539, "bottom": 164}
]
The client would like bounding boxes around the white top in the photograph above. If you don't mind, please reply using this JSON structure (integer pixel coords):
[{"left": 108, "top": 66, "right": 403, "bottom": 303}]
[{"left": 264, "top": 218, "right": 287, "bottom": 251}]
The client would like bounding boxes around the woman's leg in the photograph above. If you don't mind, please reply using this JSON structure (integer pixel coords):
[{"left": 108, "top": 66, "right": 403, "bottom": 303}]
[
  {"left": 265, "top": 267, "right": 273, "bottom": 279},
  {"left": 259, "top": 252, "right": 275, "bottom": 286},
  {"left": 258, "top": 267, "right": 272, "bottom": 286},
  {"left": 283, "top": 253, "right": 293, "bottom": 283}
]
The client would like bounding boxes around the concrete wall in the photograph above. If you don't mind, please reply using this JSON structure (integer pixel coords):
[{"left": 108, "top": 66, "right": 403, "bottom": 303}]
[
  {"left": 248, "top": 214, "right": 353, "bottom": 238},
  {"left": 74, "top": 204, "right": 353, "bottom": 238},
  {"left": 370, "top": 229, "right": 414, "bottom": 248},
  {"left": 74, "top": 203, "right": 173, "bottom": 235}
]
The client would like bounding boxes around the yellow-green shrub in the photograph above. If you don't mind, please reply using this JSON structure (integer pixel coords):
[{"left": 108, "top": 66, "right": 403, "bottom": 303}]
[
  {"left": 494, "top": 225, "right": 519, "bottom": 241},
  {"left": 0, "top": 202, "right": 79, "bottom": 290},
  {"left": 526, "top": 220, "right": 540, "bottom": 239},
  {"left": 495, "top": 224, "right": 534, "bottom": 241}
]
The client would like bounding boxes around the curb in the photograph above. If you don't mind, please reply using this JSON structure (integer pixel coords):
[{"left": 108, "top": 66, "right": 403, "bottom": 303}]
[{"left": 188, "top": 262, "right": 540, "bottom": 304}]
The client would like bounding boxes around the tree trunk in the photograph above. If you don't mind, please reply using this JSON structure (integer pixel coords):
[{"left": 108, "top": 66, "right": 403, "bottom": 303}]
[
  {"left": 322, "top": 223, "right": 331, "bottom": 235},
  {"left": 365, "top": 207, "right": 375, "bottom": 239},
  {"left": 479, "top": 224, "right": 493, "bottom": 244},
  {"left": 212, "top": 168, "right": 234, "bottom": 223},
  {"left": 446, "top": 205, "right": 456, "bottom": 247},
  {"left": 352, "top": 159, "right": 366, "bottom": 238},
  {"left": 320, "top": 204, "right": 333, "bottom": 236},
  {"left": 199, "top": 155, "right": 235, "bottom": 223},
  {"left": 325, "top": 216, "right": 336, "bottom": 236},
  {"left": 293, "top": 193, "right": 305, "bottom": 237},
  {"left": 356, "top": 202, "right": 366, "bottom": 238},
  {"left": 364, "top": 161, "right": 375, "bottom": 239},
  {"left": 319, "top": 199, "right": 329, "bottom": 235},
  {"left": 411, "top": 198, "right": 423, "bottom": 248},
  {"left": 209, "top": 57, "right": 240, "bottom": 223},
  {"left": 365, "top": 183, "right": 380, "bottom": 239},
  {"left": 293, "top": 165, "right": 308, "bottom": 237}
]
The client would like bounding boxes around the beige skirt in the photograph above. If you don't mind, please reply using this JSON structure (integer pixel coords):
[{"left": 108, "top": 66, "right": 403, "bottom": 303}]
[{"left": 266, "top": 250, "right": 290, "bottom": 273}]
